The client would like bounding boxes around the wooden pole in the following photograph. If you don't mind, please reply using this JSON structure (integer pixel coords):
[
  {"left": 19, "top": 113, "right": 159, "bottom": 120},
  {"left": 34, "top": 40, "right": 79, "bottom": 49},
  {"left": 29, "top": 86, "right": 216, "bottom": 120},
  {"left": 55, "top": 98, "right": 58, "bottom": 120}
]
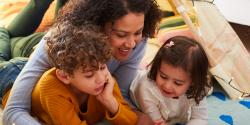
[{"left": 170, "top": 0, "right": 216, "bottom": 66}]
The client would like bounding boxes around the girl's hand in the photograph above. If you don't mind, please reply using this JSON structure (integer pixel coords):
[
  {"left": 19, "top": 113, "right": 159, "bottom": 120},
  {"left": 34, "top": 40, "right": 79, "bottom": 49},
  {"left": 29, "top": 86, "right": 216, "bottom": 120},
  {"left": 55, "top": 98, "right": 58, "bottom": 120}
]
[
  {"left": 154, "top": 118, "right": 166, "bottom": 125},
  {"left": 96, "top": 72, "right": 119, "bottom": 115},
  {"left": 135, "top": 111, "right": 154, "bottom": 125}
]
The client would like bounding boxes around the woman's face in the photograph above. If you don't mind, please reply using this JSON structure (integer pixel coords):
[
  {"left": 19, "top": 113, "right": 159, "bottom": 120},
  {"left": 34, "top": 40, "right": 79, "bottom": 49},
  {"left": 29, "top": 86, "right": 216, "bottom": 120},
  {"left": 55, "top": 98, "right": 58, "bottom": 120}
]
[{"left": 104, "top": 12, "right": 145, "bottom": 61}]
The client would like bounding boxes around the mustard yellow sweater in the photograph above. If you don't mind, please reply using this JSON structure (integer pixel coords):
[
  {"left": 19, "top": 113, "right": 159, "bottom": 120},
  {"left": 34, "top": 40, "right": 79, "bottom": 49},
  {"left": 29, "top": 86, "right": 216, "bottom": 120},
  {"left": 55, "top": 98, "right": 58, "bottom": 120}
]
[{"left": 3, "top": 68, "right": 137, "bottom": 125}]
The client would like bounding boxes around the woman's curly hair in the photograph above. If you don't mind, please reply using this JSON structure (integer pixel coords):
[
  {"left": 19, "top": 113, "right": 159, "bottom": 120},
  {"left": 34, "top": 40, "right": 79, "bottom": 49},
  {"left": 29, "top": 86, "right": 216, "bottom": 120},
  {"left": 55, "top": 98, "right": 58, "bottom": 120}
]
[
  {"left": 46, "top": 21, "right": 112, "bottom": 75},
  {"left": 56, "top": 0, "right": 163, "bottom": 38}
]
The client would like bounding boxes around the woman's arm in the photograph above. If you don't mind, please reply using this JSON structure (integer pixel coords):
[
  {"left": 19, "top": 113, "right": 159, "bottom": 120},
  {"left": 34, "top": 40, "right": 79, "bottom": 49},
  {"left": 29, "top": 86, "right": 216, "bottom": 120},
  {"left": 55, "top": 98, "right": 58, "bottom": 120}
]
[
  {"left": 108, "top": 38, "right": 146, "bottom": 103},
  {"left": 3, "top": 36, "right": 52, "bottom": 125}
]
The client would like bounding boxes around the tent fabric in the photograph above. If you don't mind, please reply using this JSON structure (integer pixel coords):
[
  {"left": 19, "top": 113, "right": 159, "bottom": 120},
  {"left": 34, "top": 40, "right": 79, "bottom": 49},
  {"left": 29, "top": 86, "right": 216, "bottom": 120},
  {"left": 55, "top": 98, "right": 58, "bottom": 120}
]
[
  {"left": 162, "top": 0, "right": 250, "bottom": 99},
  {"left": 143, "top": 1, "right": 250, "bottom": 124},
  {"left": 194, "top": 1, "right": 250, "bottom": 99}
]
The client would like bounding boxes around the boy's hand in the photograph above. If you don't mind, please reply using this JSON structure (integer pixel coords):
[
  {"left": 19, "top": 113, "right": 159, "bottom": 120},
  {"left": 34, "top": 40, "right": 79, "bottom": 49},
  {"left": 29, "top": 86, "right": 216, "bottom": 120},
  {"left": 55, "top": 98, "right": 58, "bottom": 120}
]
[{"left": 96, "top": 72, "right": 119, "bottom": 115}]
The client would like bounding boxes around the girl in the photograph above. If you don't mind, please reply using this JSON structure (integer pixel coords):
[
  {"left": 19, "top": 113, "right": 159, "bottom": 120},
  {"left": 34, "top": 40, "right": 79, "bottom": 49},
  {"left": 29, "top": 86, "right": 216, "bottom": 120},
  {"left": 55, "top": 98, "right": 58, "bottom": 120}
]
[{"left": 130, "top": 36, "right": 211, "bottom": 125}]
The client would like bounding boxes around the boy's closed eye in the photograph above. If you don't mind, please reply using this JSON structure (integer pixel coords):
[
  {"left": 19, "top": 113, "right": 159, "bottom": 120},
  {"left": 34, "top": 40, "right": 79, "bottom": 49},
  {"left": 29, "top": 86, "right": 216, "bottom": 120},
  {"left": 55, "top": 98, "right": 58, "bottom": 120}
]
[
  {"left": 82, "top": 64, "right": 106, "bottom": 78},
  {"left": 83, "top": 71, "right": 94, "bottom": 78},
  {"left": 100, "top": 64, "right": 106, "bottom": 70}
]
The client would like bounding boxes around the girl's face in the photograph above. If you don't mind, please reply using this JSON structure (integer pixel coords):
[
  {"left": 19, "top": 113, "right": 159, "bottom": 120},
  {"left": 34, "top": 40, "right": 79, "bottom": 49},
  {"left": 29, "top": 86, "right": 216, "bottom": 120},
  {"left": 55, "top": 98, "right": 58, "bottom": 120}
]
[
  {"left": 156, "top": 61, "right": 192, "bottom": 98},
  {"left": 66, "top": 64, "right": 109, "bottom": 96},
  {"left": 104, "top": 12, "right": 145, "bottom": 61}
]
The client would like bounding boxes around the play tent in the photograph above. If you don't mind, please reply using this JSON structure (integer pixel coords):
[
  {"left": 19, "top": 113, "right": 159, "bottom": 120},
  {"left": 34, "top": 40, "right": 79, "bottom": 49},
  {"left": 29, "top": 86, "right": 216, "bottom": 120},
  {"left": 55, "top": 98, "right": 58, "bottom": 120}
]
[{"left": 146, "top": 0, "right": 250, "bottom": 100}]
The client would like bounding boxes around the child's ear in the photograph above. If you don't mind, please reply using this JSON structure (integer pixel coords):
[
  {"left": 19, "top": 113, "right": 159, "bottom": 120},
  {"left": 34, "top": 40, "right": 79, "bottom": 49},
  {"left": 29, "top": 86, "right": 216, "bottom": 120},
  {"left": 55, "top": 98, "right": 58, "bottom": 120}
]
[{"left": 56, "top": 69, "right": 71, "bottom": 85}]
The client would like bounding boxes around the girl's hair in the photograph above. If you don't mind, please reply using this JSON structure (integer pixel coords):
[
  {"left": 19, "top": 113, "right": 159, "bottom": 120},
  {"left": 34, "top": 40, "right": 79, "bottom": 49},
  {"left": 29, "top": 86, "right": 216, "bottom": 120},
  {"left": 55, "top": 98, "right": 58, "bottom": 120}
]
[
  {"left": 56, "top": 0, "right": 162, "bottom": 38},
  {"left": 46, "top": 21, "right": 112, "bottom": 76},
  {"left": 148, "top": 36, "right": 210, "bottom": 104}
]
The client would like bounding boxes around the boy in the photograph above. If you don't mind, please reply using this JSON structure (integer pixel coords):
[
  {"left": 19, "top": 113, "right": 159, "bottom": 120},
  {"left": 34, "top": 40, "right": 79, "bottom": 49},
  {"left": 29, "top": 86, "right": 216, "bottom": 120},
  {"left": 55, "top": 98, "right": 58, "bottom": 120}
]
[{"left": 2, "top": 22, "right": 137, "bottom": 125}]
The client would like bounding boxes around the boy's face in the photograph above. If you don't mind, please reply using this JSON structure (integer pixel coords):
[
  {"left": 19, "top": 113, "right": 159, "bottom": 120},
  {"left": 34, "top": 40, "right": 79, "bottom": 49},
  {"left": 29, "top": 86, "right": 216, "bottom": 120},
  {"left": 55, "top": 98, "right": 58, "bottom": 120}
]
[
  {"left": 156, "top": 61, "right": 191, "bottom": 98},
  {"left": 67, "top": 64, "right": 109, "bottom": 96}
]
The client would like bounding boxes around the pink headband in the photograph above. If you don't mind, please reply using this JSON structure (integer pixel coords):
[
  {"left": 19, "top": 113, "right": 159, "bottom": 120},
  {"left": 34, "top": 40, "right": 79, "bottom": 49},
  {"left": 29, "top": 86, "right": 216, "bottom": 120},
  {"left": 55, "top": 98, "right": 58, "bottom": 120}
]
[{"left": 165, "top": 41, "right": 175, "bottom": 48}]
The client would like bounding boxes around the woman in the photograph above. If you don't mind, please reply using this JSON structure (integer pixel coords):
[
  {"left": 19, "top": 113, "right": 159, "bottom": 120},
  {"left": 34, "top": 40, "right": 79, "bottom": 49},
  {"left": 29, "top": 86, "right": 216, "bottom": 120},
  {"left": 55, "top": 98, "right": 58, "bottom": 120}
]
[{"left": 2, "top": 0, "right": 162, "bottom": 125}]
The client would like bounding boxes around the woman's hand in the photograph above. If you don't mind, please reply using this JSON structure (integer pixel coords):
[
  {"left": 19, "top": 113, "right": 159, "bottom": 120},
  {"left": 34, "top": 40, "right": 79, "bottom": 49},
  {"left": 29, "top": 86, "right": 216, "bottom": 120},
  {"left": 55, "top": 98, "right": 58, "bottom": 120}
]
[{"left": 96, "top": 72, "right": 119, "bottom": 115}]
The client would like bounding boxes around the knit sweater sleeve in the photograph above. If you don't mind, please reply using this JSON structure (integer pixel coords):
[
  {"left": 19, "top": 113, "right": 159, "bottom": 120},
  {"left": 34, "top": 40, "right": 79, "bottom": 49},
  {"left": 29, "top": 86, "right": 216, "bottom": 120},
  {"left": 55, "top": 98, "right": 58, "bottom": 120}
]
[
  {"left": 105, "top": 81, "right": 138, "bottom": 125},
  {"left": 34, "top": 69, "right": 88, "bottom": 125},
  {"left": 135, "top": 74, "right": 163, "bottom": 122},
  {"left": 130, "top": 70, "right": 163, "bottom": 121},
  {"left": 187, "top": 97, "right": 208, "bottom": 125},
  {"left": 41, "top": 94, "right": 88, "bottom": 125}
]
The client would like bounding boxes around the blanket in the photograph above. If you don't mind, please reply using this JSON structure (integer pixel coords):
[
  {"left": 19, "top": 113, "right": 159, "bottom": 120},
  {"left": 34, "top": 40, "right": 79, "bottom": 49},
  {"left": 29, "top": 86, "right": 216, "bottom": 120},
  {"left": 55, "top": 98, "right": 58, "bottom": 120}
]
[{"left": 0, "top": 0, "right": 55, "bottom": 32}]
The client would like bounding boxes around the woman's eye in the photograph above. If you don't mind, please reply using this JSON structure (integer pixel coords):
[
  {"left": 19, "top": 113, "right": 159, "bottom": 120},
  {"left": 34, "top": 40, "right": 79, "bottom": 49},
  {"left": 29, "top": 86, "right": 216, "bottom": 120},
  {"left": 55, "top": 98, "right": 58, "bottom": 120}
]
[
  {"left": 117, "top": 34, "right": 126, "bottom": 38},
  {"left": 134, "top": 31, "right": 142, "bottom": 36}
]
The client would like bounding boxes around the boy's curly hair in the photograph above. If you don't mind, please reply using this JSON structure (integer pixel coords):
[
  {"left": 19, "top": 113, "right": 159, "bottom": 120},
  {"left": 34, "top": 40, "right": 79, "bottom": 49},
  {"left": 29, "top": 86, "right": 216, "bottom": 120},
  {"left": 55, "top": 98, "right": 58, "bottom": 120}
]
[
  {"left": 46, "top": 21, "right": 112, "bottom": 75},
  {"left": 57, "top": 0, "right": 163, "bottom": 38}
]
